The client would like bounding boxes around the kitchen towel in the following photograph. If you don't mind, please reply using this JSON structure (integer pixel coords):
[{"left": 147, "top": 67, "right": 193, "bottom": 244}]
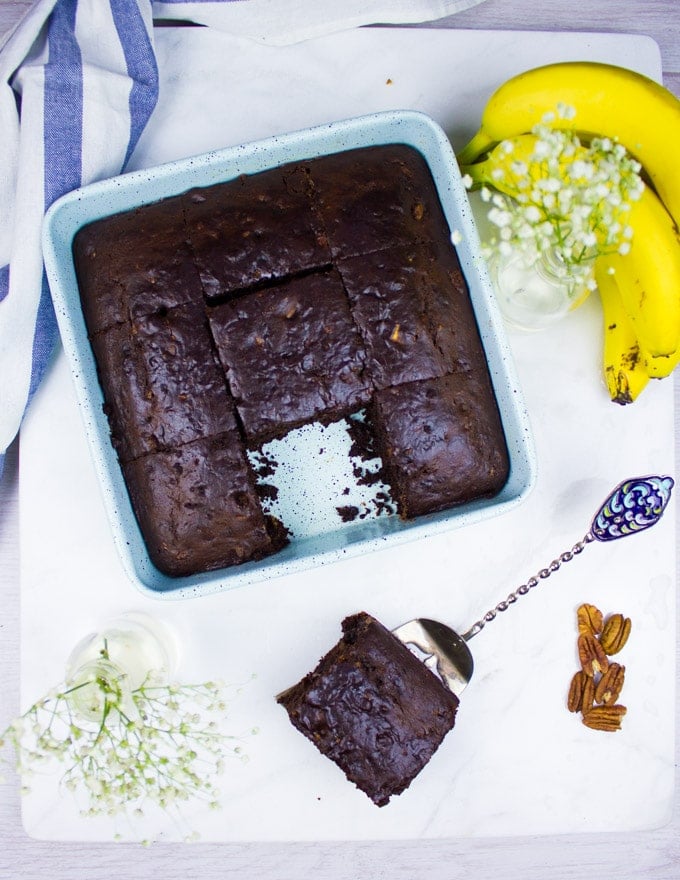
[{"left": 0, "top": 0, "right": 486, "bottom": 478}]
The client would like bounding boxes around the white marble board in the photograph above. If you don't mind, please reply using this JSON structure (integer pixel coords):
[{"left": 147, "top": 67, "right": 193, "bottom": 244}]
[{"left": 20, "top": 27, "right": 675, "bottom": 842}]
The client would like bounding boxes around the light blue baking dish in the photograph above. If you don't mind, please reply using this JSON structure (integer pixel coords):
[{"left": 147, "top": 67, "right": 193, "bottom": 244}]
[{"left": 42, "top": 110, "right": 536, "bottom": 600}]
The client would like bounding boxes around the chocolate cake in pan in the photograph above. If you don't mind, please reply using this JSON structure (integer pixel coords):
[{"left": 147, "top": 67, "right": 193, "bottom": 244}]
[{"left": 73, "top": 144, "right": 509, "bottom": 577}]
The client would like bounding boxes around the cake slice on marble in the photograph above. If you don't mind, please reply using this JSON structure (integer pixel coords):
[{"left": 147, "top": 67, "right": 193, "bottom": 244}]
[{"left": 277, "top": 611, "right": 459, "bottom": 806}]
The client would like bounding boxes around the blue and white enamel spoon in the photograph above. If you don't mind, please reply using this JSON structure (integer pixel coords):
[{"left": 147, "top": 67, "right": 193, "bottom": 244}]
[{"left": 393, "top": 475, "right": 675, "bottom": 696}]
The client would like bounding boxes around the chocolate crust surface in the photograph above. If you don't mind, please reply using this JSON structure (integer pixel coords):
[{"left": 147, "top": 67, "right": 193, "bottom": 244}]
[
  {"left": 123, "top": 433, "right": 286, "bottom": 577},
  {"left": 209, "top": 270, "right": 371, "bottom": 444},
  {"left": 90, "top": 301, "right": 235, "bottom": 461},
  {"left": 73, "top": 195, "right": 202, "bottom": 333},
  {"left": 309, "top": 144, "right": 448, "bottom": 259},
  {"left": 184, "top": 166, "right": 330, "bottom": 300},
  {"left": 369, "top": 373, "right": 510, "bottom": 519}
]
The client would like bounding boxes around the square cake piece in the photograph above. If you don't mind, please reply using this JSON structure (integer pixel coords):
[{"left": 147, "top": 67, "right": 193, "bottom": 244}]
[
  {"left": 337, "top": 245, "right": 474, "bottom": 390},
  {"left": 73, "top": 195, "right": 203, "bottom": 333},
  {"left": 123, "top": 433, "right": 287, "bottom": 577},
  {"left": 309, "top": 145, "right": 449, "bottom": 260},
  {"left": 417, "top": 241, "right": 491, "bottom": 377},
  {"left": 209, "top": 270, "right": 371, "bottom": 444},
  {"left": 90, "top": 300, "right": 235, "bottom": 461},
  {"left": 277, "top": 611, "right": 459, "bottom": 806},
  {"left": 183, "top": 165, "right": 330, "bottom": 301},
  {"left": 369, "top": 373, "right": 510, "bottom": 519}
]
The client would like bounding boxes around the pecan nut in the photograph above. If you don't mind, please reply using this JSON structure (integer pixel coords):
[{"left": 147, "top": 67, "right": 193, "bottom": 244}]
[
  {"left": 594, "top": 662, "right": 626, "bottom": 705},
  {"left": 568, "top": 670, "right": 596, "bottom": 713},
  {"left": 582, "top": 675, "right": 595, "bottom": 714},
  {"left": 578, "top": 632, "right": 609, "bottom": 677},
  {"left": 577, "top": 603, "right": 603, "bottom": 637},
  {"left": 600, "top": 613, "right": 632, "bottom": 655},
  {"left": 582, "top": 704, "right": 627, "bottom": 731},
  {"left": 567, "top": 670, "right": 584, "bottom": 712}
]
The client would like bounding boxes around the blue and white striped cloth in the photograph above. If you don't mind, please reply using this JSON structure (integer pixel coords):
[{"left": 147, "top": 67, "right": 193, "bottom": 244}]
[{"left": 0, "top": 0, "right": 484, "bottom": 476}]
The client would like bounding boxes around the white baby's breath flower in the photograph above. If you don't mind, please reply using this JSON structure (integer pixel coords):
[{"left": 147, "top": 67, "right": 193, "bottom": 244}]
[
  {"left": 1, "top": 659, "right": 252, "bottom": 841},
  {"left": 543, "top": 177, "right": 562, "bottom": 194},
  {"left": 541, "top": 192, "right": 556, "bottom": 211},
  {"left": 532, "top": 139, "right": 551, "bottom": 159},
  {"left": 568, "top": 159, "right": 593, "bottom": 181},
  {"left": 556, "top": 102, "right": 577, "bottom": 120},
  {"left": 523, "top": 205, "right": 541, "bottom": 223},
  {"left": 488, "top": 207, "right": 512, "bottom": 228},
  {"left": 474, "top": 108, "right": 644, "bottom": 298}
]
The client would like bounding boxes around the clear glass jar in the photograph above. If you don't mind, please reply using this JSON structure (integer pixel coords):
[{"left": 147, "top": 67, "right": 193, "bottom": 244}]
[
  {"left": 65, "top": 612, "right": 178, "bottom": 721},
  {"left": 490, "top": 248, "right": 590, "bottom": 332}
]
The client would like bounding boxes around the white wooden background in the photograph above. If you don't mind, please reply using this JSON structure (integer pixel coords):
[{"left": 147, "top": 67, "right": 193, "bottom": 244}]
[{"left": 1, "top": 1, "right": 678, "bottom": 878}]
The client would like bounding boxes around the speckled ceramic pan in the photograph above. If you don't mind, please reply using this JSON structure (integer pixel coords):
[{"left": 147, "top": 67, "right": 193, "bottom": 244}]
[{"left": 42, "top": 110, "right": 536, "bottom": 599}]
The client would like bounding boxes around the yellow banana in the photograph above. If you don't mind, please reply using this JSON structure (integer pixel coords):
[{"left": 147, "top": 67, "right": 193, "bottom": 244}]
[
  {"left": 642, "top": 344, "right": 680, "bottom": 379},
  {"left": 597, "top": 185, "right": 680, "bottom": 359},
  {"left": 457, "top": 62, "right": 680, "bottom": 228},
  {"left": 595, "top": 261, "right": 650, "bottom": 405},
  {"left": 461, "top": 133, "right": 549, "bottom": 190}
]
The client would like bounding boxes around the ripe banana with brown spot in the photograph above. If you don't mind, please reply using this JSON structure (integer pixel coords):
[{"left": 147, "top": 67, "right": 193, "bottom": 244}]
[
  {"left": 640, "top": 344, "right": 680, "bottom": 379},
  {"left": 595, "top": 261, "right": 650, "bottom": 405},
  {"left": 596, "top": 185, "right": 680, "bottom": 359},
  {"left": 463, "top": 130, "right": 680, "bottom": 391},
  {"left": 457, "top": 61, "right": 680, "bottom": 228}
]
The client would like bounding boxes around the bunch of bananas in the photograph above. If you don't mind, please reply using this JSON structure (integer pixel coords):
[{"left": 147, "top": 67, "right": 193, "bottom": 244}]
[{"left": 458, "top": 61, "right": 680, "bottom": 404}]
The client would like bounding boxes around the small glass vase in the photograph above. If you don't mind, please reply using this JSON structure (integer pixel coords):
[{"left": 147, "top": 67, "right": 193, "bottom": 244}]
[
  {"left": 489, "top": 248, "right": 589, "bottom": 332},
  {"left": 65, "top": 612, "right": 178, "bottom": 722}
]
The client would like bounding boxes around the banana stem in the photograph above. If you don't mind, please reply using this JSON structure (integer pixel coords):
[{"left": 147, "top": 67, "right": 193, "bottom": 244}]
[{"left": 457, "top": 130, "right": 495, "bottom": 166}]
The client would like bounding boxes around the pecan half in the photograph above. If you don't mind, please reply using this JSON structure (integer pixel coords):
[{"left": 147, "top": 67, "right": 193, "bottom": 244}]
[
  {"left": 582, "top": 675, "right": 596, "bottom": 714},
  {"left": 582, "top": 704, "right": 627, "bottom": 731},
  {"left": 568, "top": 670, "right": 587, "bottom": 712},
  {"left": 577, "top": 603, "right": 603, "bottom": 637},
  {"left": 600, "top": 614, "right": 632, "bottom": 655},
  {"left": 578, "top": 632, "right": 609, "bottom": 677},
  {"left": 595, "top": 662, "right": 626, "bottom": 705}
]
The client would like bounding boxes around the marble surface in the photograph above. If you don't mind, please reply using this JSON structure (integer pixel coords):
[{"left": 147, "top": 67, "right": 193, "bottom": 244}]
[
  {"left": 2, "top": 3, "right": 680, "bottom": 878},
  {"left": 17, "top": 27, "right": 676, "bottom": 844}
]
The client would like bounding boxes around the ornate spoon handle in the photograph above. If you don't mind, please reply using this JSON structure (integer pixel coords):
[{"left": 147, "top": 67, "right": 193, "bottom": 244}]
[{"left": 461, "top": 475, "right": 674, "bottom": 642}]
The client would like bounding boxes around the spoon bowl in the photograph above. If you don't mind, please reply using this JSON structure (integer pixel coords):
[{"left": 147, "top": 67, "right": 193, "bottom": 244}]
[{"left": 392, "top": 618, "right": 473, "bottom": 697}]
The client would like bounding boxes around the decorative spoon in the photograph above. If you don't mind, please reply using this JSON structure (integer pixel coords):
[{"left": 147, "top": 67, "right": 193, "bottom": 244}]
[{"left": 392, "top": 475, "right": 674, "bottom": 696}]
